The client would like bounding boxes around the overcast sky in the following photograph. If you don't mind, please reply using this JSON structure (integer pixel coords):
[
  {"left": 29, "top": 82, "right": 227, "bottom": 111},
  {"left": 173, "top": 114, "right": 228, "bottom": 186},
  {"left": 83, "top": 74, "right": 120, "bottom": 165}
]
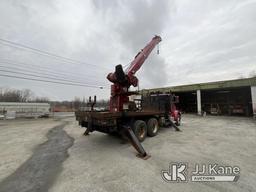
[{"left": 0, "top": 0, "right": 255, "bottom": 101}]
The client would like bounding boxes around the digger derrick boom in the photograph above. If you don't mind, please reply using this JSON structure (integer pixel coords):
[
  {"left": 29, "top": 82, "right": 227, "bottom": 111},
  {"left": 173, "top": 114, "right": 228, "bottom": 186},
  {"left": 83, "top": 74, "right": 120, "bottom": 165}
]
[
  {"left": 107, "top": 35, "right": 162, "bottom": 112},
  {"left": 125, "top": 35, "right": 162, "bottom": 79}
]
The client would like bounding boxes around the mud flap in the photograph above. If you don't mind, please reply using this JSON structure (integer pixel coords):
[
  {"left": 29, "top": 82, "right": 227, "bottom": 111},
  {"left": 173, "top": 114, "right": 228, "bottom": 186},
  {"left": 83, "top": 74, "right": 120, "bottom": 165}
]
[{"left": 121, "top": 125, "right": 150, "bottom": 160}]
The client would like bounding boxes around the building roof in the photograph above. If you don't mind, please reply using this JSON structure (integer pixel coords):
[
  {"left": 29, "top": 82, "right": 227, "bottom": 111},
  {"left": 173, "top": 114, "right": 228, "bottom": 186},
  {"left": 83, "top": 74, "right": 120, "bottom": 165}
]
[
  {"left": 142, "top": 77, "right": 256, "bottom": 93},
  {"left": 0, "top": 102, "right": 50, "bottom": 106}
]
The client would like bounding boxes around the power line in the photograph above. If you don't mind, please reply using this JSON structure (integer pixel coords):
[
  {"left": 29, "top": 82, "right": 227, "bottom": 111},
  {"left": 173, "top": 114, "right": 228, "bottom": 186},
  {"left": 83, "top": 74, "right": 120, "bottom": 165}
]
[
  {"left": 0, "top": 64, "right": 81, "bottom": 82},
  {"left": 0, "top": 61, "right": 107, "bottom": 85},
  {"left": 0, "top": 73, "right": 108, "bottom": 89},
  {"left": 0, "top": 38, "right": 111, "bottom": 70},
  {"left": 0, "top": 39, "right": 101, "bottom": 68},
  {"left": 0, "top": 68, "right": 108, "bottom": 87},
  {"left": 0, "top": 58, "right": 107, "bottom": 78},
  {"left": 0, "top": 58, "right": 107, "bottom": 80}
]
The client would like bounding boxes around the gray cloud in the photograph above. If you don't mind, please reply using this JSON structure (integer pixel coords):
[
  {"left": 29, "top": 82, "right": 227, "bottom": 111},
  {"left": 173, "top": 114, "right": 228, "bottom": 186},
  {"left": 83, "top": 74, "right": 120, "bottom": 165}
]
[
  {"left": 92, "top": 0, "right": 173, "bottom": 87},
  {"left": 163, "top": 0, "right": 256, "bottom": 86},
  {"left": 117, "top": 0, "right": 172, "bottom": 88}
]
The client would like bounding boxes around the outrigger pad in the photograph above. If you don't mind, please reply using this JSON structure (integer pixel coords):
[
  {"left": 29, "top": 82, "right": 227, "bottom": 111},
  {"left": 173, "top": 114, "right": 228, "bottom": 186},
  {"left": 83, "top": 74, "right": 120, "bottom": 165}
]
[{"left": 136, "top": 153, "right": 151, "bottom": 160}]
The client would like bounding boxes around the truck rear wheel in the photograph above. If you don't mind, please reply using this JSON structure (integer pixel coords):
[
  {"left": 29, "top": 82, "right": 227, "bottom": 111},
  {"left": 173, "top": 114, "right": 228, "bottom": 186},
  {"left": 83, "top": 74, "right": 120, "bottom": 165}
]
[
  {"left": 147, "top": 118, "right": 159, "bottom": 137},
  {"left": 132, "top": 120, "right": 147, "bottom": 142}
]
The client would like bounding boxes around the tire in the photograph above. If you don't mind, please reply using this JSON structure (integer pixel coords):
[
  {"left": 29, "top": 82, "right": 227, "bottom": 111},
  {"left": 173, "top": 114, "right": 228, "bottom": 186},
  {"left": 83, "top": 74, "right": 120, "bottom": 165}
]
[
  {"left": 132, "top": 120, "right": 147, "bottom": 142},
  {"left": 147, "top": 118, "right": 159, "bottom": 137}
]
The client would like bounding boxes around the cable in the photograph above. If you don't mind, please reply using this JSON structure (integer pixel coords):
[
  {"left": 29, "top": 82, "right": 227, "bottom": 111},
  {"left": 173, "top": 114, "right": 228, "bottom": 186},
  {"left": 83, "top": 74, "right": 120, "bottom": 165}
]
[
  {"left": 0, "top": 73, "right": 108, "bottom": 89},
  {"left": 0, "top": 39, "right": 101, "bottom": 68},
  {"left": 0, "top": 38, "right": 111, "bottom": 70},
  {"left": 0, "top": 62, "right": 107, "bottom": 85},
  {"left": 0, "top": 58, "right": 107, "bottom": 79},
  {"left": 0, "top": 68, "right": 108, "bottom": 87},
  {"left": 0, "top": 58, "right": 105, "bottom": 78}
]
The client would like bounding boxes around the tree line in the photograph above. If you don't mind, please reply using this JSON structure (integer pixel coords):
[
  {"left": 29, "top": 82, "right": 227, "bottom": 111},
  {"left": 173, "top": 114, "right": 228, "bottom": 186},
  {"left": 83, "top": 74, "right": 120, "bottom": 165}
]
[
  {"left": 0, "top": 88, "right": 49, "bottom": 102},
  {"left": 0, "top": 87, "right": 109, "bottom": 111}
]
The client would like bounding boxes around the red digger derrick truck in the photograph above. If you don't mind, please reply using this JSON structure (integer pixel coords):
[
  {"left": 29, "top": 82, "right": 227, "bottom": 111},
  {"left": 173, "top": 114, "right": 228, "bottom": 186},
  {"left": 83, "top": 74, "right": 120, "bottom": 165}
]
[{"left": 75, "top": 35, "right": 181, "bottom": 159}]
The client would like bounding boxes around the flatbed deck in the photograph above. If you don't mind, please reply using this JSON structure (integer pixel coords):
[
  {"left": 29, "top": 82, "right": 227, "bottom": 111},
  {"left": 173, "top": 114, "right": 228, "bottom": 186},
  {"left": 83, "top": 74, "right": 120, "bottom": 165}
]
[{"left": 76, "top": 110, "right": 165, "bottom": 121}]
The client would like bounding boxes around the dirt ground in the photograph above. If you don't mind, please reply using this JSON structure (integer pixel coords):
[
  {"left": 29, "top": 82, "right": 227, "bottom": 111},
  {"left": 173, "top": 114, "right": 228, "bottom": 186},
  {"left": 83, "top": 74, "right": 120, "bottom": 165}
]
[{"left": 0, "top": 114, "right": 255, "bottom": 192}]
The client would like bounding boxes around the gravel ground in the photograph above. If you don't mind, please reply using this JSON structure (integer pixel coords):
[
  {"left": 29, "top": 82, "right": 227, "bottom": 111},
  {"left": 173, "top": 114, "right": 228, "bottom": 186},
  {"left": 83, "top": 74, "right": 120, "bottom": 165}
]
[{"left": 0, "top": 115, "right": 255, "bottom": 192}]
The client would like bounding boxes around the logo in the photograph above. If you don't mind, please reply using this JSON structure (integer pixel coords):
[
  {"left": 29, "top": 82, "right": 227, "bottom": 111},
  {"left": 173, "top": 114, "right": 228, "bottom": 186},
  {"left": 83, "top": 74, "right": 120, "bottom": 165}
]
[
  {"left": 161, "top": 163, "right": 188, "bottom": 182},
  {"left": 161, "top": 163, "right": 240, "bottom": 183}
]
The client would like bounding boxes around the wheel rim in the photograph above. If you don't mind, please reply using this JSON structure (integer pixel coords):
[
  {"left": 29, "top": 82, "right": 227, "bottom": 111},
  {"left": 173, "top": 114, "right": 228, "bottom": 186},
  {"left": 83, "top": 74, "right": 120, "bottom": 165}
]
[
  {"left": 152, "top": 122, "right": 158, "bottom": 133},
  {"left": 138, "top": 126, "right": 145, "bottom": 139}
]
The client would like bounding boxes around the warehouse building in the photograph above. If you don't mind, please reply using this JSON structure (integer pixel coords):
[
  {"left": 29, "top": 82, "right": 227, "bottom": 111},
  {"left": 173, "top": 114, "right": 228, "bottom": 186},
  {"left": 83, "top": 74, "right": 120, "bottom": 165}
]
[
  {"left": 142, "top": 77, "right": 256, "bottom": 117},
  {"left": 0, "top": 102, "right": 50, "bottom": 119}
]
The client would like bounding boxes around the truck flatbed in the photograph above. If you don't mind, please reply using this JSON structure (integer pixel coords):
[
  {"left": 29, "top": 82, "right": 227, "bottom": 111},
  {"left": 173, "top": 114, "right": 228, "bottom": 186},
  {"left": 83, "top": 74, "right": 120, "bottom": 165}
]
[{"left": 76, "top": 110, "right": 164, "bottom": 120}]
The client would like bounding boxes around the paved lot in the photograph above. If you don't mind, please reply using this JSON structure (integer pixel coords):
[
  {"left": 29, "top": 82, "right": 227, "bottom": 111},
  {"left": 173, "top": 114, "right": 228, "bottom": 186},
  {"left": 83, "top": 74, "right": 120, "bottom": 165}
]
[{"left": 0, "top": 115, "right": 255, "bottom": 192}]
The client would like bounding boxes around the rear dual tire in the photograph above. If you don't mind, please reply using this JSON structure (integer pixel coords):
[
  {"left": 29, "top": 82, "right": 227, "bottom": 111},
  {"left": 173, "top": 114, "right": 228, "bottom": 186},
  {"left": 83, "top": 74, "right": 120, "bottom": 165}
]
[
  {"left": 147, "top": 118, "right": 159, "bottom": 137},
  {"left": 132, "top": 118, "right": 159, "bottom": 142},
  {"left": 132, "top": 120, "right": 147, "bottom": 142}
]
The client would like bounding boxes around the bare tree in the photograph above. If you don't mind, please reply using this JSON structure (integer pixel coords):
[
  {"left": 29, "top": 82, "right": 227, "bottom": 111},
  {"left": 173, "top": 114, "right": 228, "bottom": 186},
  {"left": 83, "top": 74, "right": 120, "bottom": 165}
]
[
  {"left": 0, "top": 88, "right": 23, "bottom": 102},
  {"left": 0, "top": 88, "right": 37, "bottom": 102},
  {"left": 21, "top": 89, "right": 33, "bottom": 102}
]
